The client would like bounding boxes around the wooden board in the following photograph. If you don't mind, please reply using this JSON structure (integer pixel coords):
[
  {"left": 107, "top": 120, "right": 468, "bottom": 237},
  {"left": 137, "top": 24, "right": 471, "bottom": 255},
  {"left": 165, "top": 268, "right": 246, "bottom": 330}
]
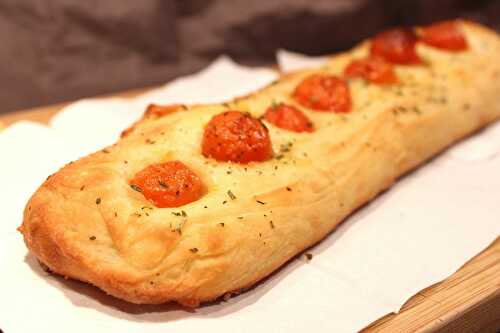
[{"left": 1, "top": 91, "right": 499, "bottom": 333}]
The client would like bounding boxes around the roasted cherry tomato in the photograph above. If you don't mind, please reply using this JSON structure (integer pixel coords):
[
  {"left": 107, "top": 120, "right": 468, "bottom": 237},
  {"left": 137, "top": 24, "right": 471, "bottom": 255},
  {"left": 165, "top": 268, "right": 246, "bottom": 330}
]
[
  {"left": 293, "top": 75, "right": 352, "bottom": 113},
  {"left": 344, "top": 56, "right": 398, "bottom": 84},
  {"left": 202, "top": 111, "right": 273, "bottom": 163},
  {"left": 419, "top": 20, "right": 468, "bottom": 51},
  {"left": 145, "top": 104, "right": 184, "bottom": 118},
  {"left": 130, "top": 161, "right": 203, "bottom": 208},
  {"left": 263, "top": 103, "right": 314, "bottom": 133},
  {"left": 370, "top": 28, "right": 421, "bottom": 64},
  {"left": 121, "top": 104, "right": 184, "bottom": 138}
]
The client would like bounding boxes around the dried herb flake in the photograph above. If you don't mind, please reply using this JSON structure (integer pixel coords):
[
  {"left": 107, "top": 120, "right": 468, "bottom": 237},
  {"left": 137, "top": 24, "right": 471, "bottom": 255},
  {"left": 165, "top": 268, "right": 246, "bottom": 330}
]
[
  {"left": 227, "top": 190, "right": 236, "bottom": 200},
  {"left": 130, "top": 184, "right": 143, "bottom": 193}
]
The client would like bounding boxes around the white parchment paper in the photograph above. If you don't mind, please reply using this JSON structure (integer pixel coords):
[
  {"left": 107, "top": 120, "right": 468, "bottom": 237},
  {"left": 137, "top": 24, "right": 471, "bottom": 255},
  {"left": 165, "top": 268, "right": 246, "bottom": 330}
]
[{"left": 1, "top": 55, "right": 499, "bottom": 333}]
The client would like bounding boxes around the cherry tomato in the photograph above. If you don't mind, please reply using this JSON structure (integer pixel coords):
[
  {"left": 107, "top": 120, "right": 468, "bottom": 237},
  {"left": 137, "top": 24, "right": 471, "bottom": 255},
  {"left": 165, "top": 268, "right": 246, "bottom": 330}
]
[
  {"left": 145, "top": 104, "right": 183, "bottom": 118},
  {"left": 202, "top": 111, "right": 273, "bottom": 163},
  {"left": 121, "top": 104, "right": 183, "bottom": 138},
  {"left": 344, "top": 56, "right": 398, "bottom": 84},
  {"left": 419, "top": 20, "right": 468, "bottom": 51},
  {"left": 371, "top": 28, "right": 421, "bottom": 64},
  {"left": 293, "top": 75, "right": 352, "bottom": 113},
  {"left": 130, "top": 161, "right": 203, "bottom": 208},
  {"left": 263, "top": 103, "right": 314, "bottom": 133}
]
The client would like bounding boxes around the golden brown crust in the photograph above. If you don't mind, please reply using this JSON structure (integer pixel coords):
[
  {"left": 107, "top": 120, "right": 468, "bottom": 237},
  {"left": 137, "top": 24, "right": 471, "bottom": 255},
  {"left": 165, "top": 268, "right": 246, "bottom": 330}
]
[{"left": 20, "top": 21, "right": 500, "bottom": 306}]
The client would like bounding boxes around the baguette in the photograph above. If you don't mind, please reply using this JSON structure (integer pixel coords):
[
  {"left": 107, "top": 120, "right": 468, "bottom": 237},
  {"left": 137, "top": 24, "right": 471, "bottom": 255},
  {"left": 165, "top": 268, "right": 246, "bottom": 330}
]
[{"left": 19, "top": 20, "right": 500, "bottom": 307}]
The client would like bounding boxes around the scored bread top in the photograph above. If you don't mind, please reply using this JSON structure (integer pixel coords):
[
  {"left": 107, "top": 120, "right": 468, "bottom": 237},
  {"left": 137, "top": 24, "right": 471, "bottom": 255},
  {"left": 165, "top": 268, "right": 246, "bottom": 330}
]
[{"left": 20, "top": 21, "right": 500, "bottom": 306}]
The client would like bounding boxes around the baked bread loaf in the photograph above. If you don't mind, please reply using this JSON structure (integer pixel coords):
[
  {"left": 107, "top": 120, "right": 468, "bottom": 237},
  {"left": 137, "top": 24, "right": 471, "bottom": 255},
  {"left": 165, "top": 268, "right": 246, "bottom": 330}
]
[{"left": 20, "top": 20, "right": 500, "bottom": 307}]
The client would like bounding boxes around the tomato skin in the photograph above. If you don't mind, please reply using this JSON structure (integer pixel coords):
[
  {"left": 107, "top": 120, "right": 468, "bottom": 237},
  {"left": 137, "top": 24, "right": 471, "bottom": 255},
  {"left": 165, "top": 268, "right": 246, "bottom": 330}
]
[
  {"left": 344, "top": 56, "right": 398, "bottom": 84},
  {"left": 263, "top": 103, "right": 314, "bottom": 133},
  {"left": 371, "top": 28, "right": 421, "bottom": 64},
  {"left": 420, "top": 20, "right": 468, "bottom": 51},
  {"left": 202, "top": 111, "right": 273, "bottom": 163},
  {"left": 130, "top": 161, "right": 203, "bottom": 208},
  {"left": 293, "top": 75, "right": 352, "bottom": 113}
]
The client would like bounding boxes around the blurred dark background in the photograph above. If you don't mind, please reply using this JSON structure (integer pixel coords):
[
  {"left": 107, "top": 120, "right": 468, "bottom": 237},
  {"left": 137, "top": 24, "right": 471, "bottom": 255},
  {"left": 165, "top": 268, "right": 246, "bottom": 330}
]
[{"left": 1, "top": 0, "right": 499, "bottom": 114}]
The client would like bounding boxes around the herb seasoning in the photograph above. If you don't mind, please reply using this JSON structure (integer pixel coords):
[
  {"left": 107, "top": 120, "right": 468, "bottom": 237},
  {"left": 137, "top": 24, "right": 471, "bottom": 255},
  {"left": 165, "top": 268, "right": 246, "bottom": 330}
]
[
  {"left": 227, "top": 190, "right": 236, "bottom": 200},
  {"left": 130, "top": 184, "right": 143, "bottom": 193},
  {"left": 280, "top": 142, "right": 293, "bottom": 153},
  {"left": 171, "top": 210, "right": 187, "bottom": 217}
]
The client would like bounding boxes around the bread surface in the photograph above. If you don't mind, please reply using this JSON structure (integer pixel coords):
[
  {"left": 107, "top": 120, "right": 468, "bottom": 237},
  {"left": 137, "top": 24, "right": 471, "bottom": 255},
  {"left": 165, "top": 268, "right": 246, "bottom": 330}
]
[{"left": 20, "top": 21, "right": 500, "bottom": 306}]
